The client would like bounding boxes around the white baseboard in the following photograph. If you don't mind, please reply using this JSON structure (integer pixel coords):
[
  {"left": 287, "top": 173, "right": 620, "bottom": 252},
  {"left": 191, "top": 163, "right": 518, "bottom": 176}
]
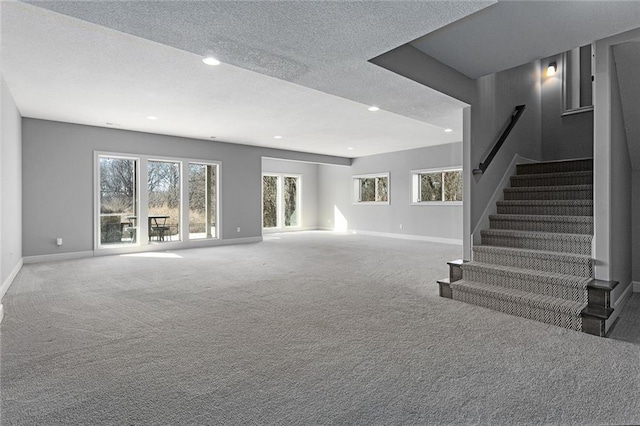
[
  {"left": 1, "top": 258, "right": 23, "bottom": 300},
  {"left": 606, "top": 281, "right": 634, "bottom": 333},
  {"left": 263, "top": 226, "right": 318, "bottom": 234},
  {"left": 0, "top": 258, "right": 23, "bottom": 324},
  {"left": 633, "top": 281, "right": 640, "bottom": 292},
  {"left": 351, "top": 229, "right": 462, "bottom": 245},
  {"left": 23, "top": 251, "right": 94, "bottom": 264}
]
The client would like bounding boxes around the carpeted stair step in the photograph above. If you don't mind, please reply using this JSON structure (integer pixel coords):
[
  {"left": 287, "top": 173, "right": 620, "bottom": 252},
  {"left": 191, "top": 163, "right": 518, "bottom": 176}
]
[
  {"left": 496, "top": 200, "right": 593, "bottom": 216},
  {"left": 503, "top": 184, "right": 592, "bottom": 200},
  {"left": 461, "top": 261, "right": 589, "bottom": 303},
  {"left": 473, "top": 245, "right": 592, "bottom": 277},
  {"left": 516, "top": 158, "right": 593, "bottom": 175},
  {"left": 489, "top": 214, "right": 593, "bottom": 234},
  {"left": 480, "top": 229, "right": 592, "bottom": 255},
  {"left": 510, "top": 170, "right": 592, "bottom": 187},
  {"left": 450, "top": 279, "right": 585, "bottom": 331}
]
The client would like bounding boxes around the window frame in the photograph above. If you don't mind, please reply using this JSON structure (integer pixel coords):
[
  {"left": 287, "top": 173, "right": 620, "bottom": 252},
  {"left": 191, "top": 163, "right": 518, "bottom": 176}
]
[
  {"left": 94, "top": 151, "right": 221, "bottom": 251},
  {"left": 411, "top": 167, "right": 462, "bottom": 205},
  {"left": 352, "top": 172, "right": 390, "bottom": 205}
]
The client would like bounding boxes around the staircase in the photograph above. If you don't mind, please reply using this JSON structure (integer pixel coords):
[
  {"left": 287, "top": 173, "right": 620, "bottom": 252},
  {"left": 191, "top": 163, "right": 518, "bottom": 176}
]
[{"left": 438, "top": 158, "right": 617, "bottom": 336}]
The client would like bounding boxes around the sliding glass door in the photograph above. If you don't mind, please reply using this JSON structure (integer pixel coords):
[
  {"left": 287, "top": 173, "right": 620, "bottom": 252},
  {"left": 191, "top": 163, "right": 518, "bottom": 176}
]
[
  {"left": 189, "top": 163, "right": 218, "bottom": 239},
  {"left": 262, "top": 174, "right": 300, "bottom": 230},
  {"left": 98, "top": 156, "right": 138, "bottom": 246}
]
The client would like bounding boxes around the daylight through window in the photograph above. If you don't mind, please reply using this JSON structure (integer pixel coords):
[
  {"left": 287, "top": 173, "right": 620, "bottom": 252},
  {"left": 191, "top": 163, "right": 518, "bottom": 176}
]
[
  {"left": 412, "top": 169, "right": 462, "bottom": 203},
  {"left": 353, "top": 173, "right": 389, "bottom": 204}
]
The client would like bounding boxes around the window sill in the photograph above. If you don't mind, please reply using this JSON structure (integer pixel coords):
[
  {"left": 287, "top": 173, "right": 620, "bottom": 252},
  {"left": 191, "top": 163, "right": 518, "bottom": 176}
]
[
  {"left": 353, "top": 201, "right": 390, "bottom": 206},
  {"left": 411, "top": 201, "right": 462, "bottom": 206}
]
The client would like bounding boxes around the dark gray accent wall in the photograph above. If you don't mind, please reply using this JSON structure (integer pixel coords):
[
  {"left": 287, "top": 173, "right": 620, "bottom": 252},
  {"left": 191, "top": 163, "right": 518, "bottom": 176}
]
[
  {"left": 261, "top": 158, "right": 319, "bottom": 229},
  {"left": 540, "top": 54, "right": 593, "bottom": 161},
  {"left": 318, "top": 143, "right": 463, "bottom": 242},
  {"left": 469, "top": 61, "right": 543, "bottom": 234},
  {"left": 1, "top": 73, "right": 22, "bottom": 288},
  {"left": 610, "top": 60, "right": 632, "bottom": 295},
  {"left": 22, "top": 119, "right": 348, "bottom": 257}
]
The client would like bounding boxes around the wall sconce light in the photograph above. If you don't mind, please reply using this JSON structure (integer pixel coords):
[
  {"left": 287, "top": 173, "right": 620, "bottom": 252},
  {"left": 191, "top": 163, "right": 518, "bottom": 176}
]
[{"left": 547, "top": 62, "right": 557, "bottom": 77}]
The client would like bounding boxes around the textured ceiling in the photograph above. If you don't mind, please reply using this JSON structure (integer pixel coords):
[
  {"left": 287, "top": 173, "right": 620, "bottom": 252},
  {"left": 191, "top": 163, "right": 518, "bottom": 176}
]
[
  {"left": 1, "top": 1, "right": 494, "bottom": 158},
  {"left": 411, "top": 1, "right": 640, "bottom": 79}
]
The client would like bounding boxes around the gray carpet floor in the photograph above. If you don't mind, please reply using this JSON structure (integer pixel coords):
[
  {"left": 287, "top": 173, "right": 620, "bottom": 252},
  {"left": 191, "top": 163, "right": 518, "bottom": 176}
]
[{"left": 1, "top": 231, "right": 639, "bottom": 425}]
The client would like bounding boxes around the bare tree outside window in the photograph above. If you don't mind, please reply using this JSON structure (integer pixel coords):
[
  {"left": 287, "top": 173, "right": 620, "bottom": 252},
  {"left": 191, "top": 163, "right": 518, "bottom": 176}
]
[
  {"left": 99, "top": 156, "right": 137, "bottom": 244},
  {"left": 444, "top": 170, "right": 462, "bottom": 201},
  {"left": 189, "top": 163, "right": 217, "bottom": 239},
  {"left": 360, "top": 178, "right": 376, "bottom": 202},
  {"left": 420, "top": 173, "right": 442, "bottom": 201},
  {"left": 416, "top": 169, "right": 462, "bottom": 203},
  {"left": 375, "top": 176, "right": 388, "bottom": 202},
  {"left": 148, "top": 160, "right": 180, "bottom": 241},
  {"left": 263, "top": 175, "right": 278, "bottom": 228},
  {"left": 284, "top": 177, "right": 298, "bottom": 227}
]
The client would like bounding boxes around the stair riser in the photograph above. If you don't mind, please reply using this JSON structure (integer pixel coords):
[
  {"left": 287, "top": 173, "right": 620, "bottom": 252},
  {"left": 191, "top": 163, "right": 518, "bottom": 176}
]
[
  {"left": 461, "top": 268, "right": 588, "bottom": 302},
  {"left": 497, "top": 204, "right": 593, "bottom": 216},
  {"left": 489, "top": 219, "right": 593, "bottom": 234},
  {"left": 452, "top": 290, "right": 583, "bottom": 331},
  {"left": 504, "top": 189, "right": 592, "bottom": 200},
  {"left": 481, "top": 234, "right": 592, "bottom": 255},
  {"left": 510, "top": 175, "right": 592, "bottom": 187},
  {"left": 473, "top": 250, "right": 592, "bottom": 277},
  {"left": 517, "top": 160, "right": 593, "bottom": 175}
]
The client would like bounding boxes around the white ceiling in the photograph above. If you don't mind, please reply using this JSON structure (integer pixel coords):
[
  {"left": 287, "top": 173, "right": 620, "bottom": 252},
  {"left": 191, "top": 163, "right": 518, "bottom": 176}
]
[
  {"left": 0, "top": 1, "right": 493, "bottom": 158},
  {"left": 3, "top": 1, "right": 640, "bottom": 159},
  {"left": 411, "top": 1, "right": 640, "bottom": 79}
]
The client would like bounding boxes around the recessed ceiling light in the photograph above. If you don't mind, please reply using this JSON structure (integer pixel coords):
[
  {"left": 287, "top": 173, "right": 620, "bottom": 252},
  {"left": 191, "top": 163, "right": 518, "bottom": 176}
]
[
  {"left": 147, "top": 116, "right": 158, "bottom": 120},
  {"left": 274, "top": 135, "right": 283, "bottom": 139},
  {"left": 202, "top": 56, "right": 221, "bottom": 66},
  {"left": 347, "top": 147, "right": 354, "bottom": 150},
  {"left": 368, "top": 106, "right": 380, "bottom": 112},
  {"left": 444, "top": 128, "right": 453, "bottom": 133}
]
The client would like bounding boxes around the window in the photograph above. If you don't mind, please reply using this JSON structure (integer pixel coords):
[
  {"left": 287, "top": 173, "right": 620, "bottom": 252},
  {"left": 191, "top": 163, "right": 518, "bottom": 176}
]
[
  {"left": 148, "top": 160, "right": 181, "bottom": 242},
  {"left": 98, "top": 156, "right": 139, "bottom": 246},
  {"left": 353, "top": 173, "right": 389, "bottom": 204},
  {"left": 189, "top": 163, "right": 218, "bottom": 239},
  {"left": 95, "top": 153, "right": 220, "bottom": 249},
  {"left": 412, "top": 168, "right": 462, "bottom": 204},
  {"left": 262, "top": 174, "right": 301, "bottom": 229},
  {"left": 562, "top": 43, "right": 593, "bottom": 115}
]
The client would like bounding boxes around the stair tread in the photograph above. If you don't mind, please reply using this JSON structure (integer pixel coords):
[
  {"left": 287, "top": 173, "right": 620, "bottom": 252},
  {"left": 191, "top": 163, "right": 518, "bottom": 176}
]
[
  {"left": 474, "top": 245, "right": 592, "bottom": 261},
  {"left": 462, "top": 261, "right": 591, "bottom": 286},
  {"left": 489, "top": 214, "right": 593, "bottom": 223},
  {"left": 497, "top": 199, "right": 593, "bottom": 206},
  {"left": 481, "top": 228, "right": 593, "bottom": 241},
  {"left": 504, "top": 184, "right": 592, "bottom": 192},
  {"left": 512, "top": 170, "right": 593, "bottom": 179},
  {"left": 451, "top": 279, "right": 586, "bottom": 314}
]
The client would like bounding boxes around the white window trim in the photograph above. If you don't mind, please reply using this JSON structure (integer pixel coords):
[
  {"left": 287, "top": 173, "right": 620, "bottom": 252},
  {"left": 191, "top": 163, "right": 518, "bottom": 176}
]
[
  {"left": 94, "top": 151, "right": 222, "bottom": 251},
  {"left": 411, "top": 167, "right": 462, "bottom": 206},
  {"left": 352, "top": 172, "right": 390, "bottom": 205},
  {"left": 262, "top": 173, "right": 303, "bottom": 230}
]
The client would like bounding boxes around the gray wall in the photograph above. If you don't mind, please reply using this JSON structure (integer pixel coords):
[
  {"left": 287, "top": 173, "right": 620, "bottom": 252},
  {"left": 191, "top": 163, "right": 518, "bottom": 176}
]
[
  {"left": 540, "top": 53, "right": 593, "bottom": 161},
  {"left": 318, "top": 143, "right": 463, "bottom": 242},
  {"left": 262, "top": 158, "right": 319, "bottom": 229},
  {"left": 469, "top": 61, "right": 543, "bottom": 232},
  {"left": 1, "top": 73, "right": 22, "bottom": 291},
  {"left": 22, "top": 119, "right": 347, "bottom": 257},
  {"left": 609, "top": 57, "right": 632, "bottom": 301},
  {"left": 632, "top": 170, "right": 640, "bottom": 282}
]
